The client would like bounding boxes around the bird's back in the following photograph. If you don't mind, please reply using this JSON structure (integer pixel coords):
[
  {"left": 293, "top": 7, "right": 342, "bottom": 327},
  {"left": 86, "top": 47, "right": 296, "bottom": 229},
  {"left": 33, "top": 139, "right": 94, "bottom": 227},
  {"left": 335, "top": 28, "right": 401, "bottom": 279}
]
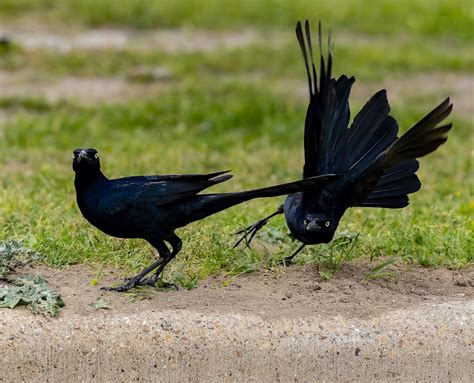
[{"left": 75, "top": 171, "right": 234, "bottom": 239}]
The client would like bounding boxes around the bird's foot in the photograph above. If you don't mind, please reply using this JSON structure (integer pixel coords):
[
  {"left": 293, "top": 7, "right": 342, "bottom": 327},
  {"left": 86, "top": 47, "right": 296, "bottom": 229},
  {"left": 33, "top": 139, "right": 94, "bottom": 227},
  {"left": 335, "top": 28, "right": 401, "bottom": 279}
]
[
  {"left": 136, "top": 277, "right": 179, "bottom": 290},
  {"left": 279, "top": 256, "right": 295, "bottom": 266},
  {"left": 279, "top": 244, "right": 306, "bottom": 266},
  {"left": 100, "top": 275, "right": 155, "bottom": 292},
  {"left": 101, "top": 278, "right": 140, "bottom": 292},
  {"left": 101, "top": 277, "right": 178, "bottom": 292},
  {"left": 233, "top": 219, "right": 269, "bottom": 248}
]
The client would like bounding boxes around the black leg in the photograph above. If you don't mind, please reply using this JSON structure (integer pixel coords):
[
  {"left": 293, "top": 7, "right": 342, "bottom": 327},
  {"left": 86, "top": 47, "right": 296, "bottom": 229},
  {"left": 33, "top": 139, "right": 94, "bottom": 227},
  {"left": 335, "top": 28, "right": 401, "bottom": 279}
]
[
  {"left": 233, "top": 205, "right": 284, "bottom": 248},
  {"left": 103, "top": 258, "right": 167, "bottom": 292},
  {"left": 103, "top": 239, "right": 171, "bottom": 292},
  {"left": 138, "top": 234, "right": 182, "bottom": 289},
  {"left": 283, "top": 243, "right": 306, "bottom": 265}
]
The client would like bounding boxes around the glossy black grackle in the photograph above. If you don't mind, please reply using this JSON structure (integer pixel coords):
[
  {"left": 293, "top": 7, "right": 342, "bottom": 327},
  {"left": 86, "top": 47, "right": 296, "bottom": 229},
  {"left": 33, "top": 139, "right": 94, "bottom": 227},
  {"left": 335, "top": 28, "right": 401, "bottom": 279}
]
[
  {"left": 73, "top": 148, "right": 338, "bottom": 291},
  {"left": 235, "top": 21, "right": 453, "bottom": 262}
]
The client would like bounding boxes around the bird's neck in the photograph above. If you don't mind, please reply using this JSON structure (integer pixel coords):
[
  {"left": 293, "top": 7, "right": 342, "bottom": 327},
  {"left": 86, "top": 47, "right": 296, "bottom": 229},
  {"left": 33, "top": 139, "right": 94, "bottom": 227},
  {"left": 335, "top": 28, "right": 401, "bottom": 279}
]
[{"left": 74, "top": 169, "right": 107, "bottom": 190}]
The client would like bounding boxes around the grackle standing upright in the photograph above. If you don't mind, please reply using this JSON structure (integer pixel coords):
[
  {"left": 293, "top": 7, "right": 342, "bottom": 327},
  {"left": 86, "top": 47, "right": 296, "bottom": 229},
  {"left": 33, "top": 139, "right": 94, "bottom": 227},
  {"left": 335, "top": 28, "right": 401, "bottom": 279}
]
[{"left": 73, "top": 148, "right": 338, "bottom": 291}]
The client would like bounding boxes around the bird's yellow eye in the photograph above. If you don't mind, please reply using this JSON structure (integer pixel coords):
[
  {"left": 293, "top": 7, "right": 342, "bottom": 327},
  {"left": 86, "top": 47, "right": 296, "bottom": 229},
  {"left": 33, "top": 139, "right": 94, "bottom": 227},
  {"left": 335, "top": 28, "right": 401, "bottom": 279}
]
[
  {"left": 94, "top": 153, "right": 99, "bottom": 159},
  {"left": 325, "top": 221, "right": 330, "bottom": 227}
]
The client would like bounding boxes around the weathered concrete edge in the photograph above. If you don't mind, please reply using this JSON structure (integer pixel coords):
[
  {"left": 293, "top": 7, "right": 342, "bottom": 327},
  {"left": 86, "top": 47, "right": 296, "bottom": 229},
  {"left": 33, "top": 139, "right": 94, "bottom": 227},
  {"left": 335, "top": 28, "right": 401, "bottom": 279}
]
[{"left": 1, "top": 300, "right": 473, "bottom": 382}]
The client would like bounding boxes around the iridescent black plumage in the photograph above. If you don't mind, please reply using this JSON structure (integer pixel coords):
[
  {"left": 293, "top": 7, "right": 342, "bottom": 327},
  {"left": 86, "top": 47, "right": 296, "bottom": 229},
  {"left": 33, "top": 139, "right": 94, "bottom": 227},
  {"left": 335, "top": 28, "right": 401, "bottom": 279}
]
[
  {"left": 235, "top": 21, "right": 452, "bottom": 261},
  {"left": 73, "top": 148, "right": 337, "bottom": 291}
]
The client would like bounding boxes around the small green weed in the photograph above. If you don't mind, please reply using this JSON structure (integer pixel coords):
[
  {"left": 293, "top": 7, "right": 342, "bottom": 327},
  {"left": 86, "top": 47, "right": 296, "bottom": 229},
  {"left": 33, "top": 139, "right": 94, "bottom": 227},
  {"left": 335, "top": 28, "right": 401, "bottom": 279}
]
[
  {"left": 364, "top": 257, "right": 400, "bottom": 280},
  {"left": 0, "top": 240, "right": 41, "bottom": 278},
  {"left": 93, "top": 297, "right": 110, "bottom": 310},
  {"left": 0, "top": 275, "right": 65, "bottom": 315}
]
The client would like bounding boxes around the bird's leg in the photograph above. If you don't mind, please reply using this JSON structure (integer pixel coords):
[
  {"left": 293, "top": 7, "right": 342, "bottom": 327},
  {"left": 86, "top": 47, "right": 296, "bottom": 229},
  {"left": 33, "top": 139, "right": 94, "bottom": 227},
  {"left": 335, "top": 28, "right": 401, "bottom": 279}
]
[
  {"left": 233, "top": 205, "right": 284, "bottom": 248},
  {"left": 137, "top": 234, "right": 183, "bottom": 289},
  {"left": 282, "top": 243, "right": 306, "bottom": 265},
  {"left": 102, "top": 250, "right": 168, "bottom": 292}
]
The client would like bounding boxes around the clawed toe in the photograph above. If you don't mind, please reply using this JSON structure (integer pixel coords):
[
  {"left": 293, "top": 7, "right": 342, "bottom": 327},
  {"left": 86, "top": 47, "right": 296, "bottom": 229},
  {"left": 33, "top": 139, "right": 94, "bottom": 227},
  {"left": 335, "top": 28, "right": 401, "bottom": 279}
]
[
  {"left": 155, "top": 280, "right": 179, "bottom": 290},
  {"left": 100, "top": 274, "right": 179, "bottom": 293},
  {"left": 100, "top": 276, "right": 143, "bottom": 292},
  {"left": 135, "top": 277, "right": 179, "bottom": 290},
  {"left": 234, "top": 222, "right": 266, "bottom": 248},
  {"left": 281, "top": 257, "right": 295, "bottom": 266},
  {"left": 101, "top": 283, "right": 136, "bottom": 292}
]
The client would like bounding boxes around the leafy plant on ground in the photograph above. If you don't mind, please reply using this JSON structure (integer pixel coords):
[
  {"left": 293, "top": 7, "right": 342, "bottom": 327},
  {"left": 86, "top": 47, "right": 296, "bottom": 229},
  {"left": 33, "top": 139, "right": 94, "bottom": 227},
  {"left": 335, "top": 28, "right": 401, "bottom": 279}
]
[
  {"left": 0, "top": 275, "right": 65, "bottom": 315},
  {"left": 0, "top": 240, "right": 64, "bottom": 315},
  {"left": 93, "top": 297, "right": 110, "bottom": 310},
  {"left": 173, "top": 270, "right": 198, "bottom": 290},
  {"left": 0, "top": 240, "right": 41, "bottom": 278}
]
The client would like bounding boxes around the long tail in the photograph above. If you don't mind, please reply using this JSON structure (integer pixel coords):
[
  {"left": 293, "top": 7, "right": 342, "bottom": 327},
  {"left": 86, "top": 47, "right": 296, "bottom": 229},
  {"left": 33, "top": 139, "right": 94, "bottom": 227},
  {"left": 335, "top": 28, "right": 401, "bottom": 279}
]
[{"left": 187, "top": 174, "right": 339, "bottom": 222}]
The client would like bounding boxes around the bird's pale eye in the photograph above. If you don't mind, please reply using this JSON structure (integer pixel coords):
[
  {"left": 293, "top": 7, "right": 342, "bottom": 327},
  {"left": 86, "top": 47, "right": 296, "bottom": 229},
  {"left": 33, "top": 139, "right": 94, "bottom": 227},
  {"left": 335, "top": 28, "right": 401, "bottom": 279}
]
[
  {"left": 325, "top": 221, "right": 330, "bottom": 227},
  {"left": 94, "top": 153, "right": 99, "bottom": 159},
  {"left": 304, "top": 219, "right": 309, "bottom": 226}
]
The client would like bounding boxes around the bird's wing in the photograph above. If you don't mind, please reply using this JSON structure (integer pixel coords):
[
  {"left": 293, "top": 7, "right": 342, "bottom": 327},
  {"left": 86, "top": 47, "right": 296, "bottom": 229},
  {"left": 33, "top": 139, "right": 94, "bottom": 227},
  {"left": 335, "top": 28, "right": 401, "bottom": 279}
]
[
  {"left": 348, "top": 98, "right": 452, "bottom": 208},
  {"left": 296, "top": 20, "right": 355, "bottom": 177},
  {"left": 297, "top": 21, "right": 400, "bottom": 178},
  {"left": 133, "top": 170, "right": 232, "bottom": 183},
  {"left": 98, "top": 171, "right": 233, "bottom": 214}
]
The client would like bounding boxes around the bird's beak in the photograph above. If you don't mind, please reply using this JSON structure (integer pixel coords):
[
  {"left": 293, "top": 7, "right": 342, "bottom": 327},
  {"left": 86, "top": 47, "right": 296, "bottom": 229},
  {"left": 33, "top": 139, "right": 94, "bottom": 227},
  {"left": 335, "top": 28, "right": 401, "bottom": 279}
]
[
  {"left": 305, "top": 220, "right": 321, "bottom": 232},
  {"left": 76, "top": 150, "right": 88, "bottom": 162}
]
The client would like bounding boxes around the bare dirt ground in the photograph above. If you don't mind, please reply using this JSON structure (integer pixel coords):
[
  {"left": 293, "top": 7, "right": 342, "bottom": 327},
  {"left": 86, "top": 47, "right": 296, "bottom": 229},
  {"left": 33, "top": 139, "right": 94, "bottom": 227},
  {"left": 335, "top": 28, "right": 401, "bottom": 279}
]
[
  {"left": 1, "top": 70, "right": 471, "bottom": 119},
  {"left": 278, "top": 72, "right": 473, "bottom": 119},
  {"left": 353, "top": 72, "right": 474, "bottom": 119},
  {"left": 0, "top": 27, "right": 471, "bottom": 118},
  {"left": 1, "top": 70, "right": 471, "bottom": 124},
  {"left": 0, "top": 26, "right": 268, "bottom": 53},
  {"left": 0, "top": 71, "right": 165, "bottom": 104},
  {"left": 7, "top": 261, "right": 472, "bottom": 320}
]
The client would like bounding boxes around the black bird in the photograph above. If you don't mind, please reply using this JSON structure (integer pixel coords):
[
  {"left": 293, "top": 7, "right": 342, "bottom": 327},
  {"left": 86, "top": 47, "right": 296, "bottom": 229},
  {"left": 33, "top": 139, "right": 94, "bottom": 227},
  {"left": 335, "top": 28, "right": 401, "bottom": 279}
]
[
  {"left": 235, "top": 21, "right": 453, "bottom": 262},
  {"left": 73, "top": 148, "right": 337, "bottom": 291}
]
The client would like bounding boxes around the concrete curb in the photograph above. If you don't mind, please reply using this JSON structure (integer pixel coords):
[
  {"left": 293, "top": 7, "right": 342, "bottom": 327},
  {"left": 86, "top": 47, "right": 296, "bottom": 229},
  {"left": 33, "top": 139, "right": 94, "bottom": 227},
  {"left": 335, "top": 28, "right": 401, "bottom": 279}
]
[{"left": 1, "top": 300, "right": 473, "bottom": 382}]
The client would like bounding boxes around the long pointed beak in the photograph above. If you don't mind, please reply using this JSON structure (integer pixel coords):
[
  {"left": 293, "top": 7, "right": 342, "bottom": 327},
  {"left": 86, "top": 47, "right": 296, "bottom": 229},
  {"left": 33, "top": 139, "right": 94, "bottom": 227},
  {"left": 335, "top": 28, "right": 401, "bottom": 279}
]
[{"left": 305, "top": 220, "right": 322, "bottom": 232}]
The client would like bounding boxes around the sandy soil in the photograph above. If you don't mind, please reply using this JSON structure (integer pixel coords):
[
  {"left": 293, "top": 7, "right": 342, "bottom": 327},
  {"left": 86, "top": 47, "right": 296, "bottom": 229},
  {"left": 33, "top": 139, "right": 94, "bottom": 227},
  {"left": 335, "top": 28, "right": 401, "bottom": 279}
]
[
  {"left": 0, "top": 27, "right": 266, "bottom": 53},
  {"left": 5, "top": 261, "right": 472, "bottom": 320},
  {"left": 1, "top": 70, "right": 471, "bottom": 120},
  {"left": 0, "top": 26, "right": 471, "bottom": 118},
  {"left": 353, "top": 72, "right": 474, "bottom": 120},
  {"left": 0, "top": 71, "right": 168, "bottom": 104},
  {"left": 278, "top": 72, "right": 473, "bottom": 119}
]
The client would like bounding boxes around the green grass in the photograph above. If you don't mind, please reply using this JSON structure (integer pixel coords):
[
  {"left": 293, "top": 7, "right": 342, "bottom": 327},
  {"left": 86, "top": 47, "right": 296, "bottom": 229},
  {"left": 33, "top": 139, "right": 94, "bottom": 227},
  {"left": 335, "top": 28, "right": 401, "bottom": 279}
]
[
  {"left": 0, "top": 1, "right": 472, "bottom": 286},
  {"left": 1, "top": 0, "right": 472, "bottom": 40},
  {"left": 1, "top": 35, "right": 472, "bottom": 82}
]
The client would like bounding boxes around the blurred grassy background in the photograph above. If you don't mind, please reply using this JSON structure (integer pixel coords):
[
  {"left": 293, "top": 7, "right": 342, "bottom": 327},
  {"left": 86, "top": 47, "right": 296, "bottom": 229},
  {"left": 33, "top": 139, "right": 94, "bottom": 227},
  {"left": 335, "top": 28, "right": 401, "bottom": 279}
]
[{"left": 0, "top": 0, "right": 472, "bottom": 285}]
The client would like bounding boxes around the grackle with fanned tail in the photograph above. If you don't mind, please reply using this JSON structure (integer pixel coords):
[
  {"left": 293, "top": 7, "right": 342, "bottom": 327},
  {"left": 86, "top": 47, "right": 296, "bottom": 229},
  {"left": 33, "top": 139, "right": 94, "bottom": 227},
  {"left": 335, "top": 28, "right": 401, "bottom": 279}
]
[{"left": 234, "top": 21, "right": 453, "bottom": 262}]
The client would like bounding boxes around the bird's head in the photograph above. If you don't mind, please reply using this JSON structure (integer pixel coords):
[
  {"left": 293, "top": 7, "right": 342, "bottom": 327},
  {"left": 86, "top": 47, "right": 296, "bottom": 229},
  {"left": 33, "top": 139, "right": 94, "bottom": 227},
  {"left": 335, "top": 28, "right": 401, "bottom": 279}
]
[
  {"left": 72, "top": 148, "right": 101, "bottom": 173},
  {"left": 301, "top": 213, "right": 336, "bottom": 243}
]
